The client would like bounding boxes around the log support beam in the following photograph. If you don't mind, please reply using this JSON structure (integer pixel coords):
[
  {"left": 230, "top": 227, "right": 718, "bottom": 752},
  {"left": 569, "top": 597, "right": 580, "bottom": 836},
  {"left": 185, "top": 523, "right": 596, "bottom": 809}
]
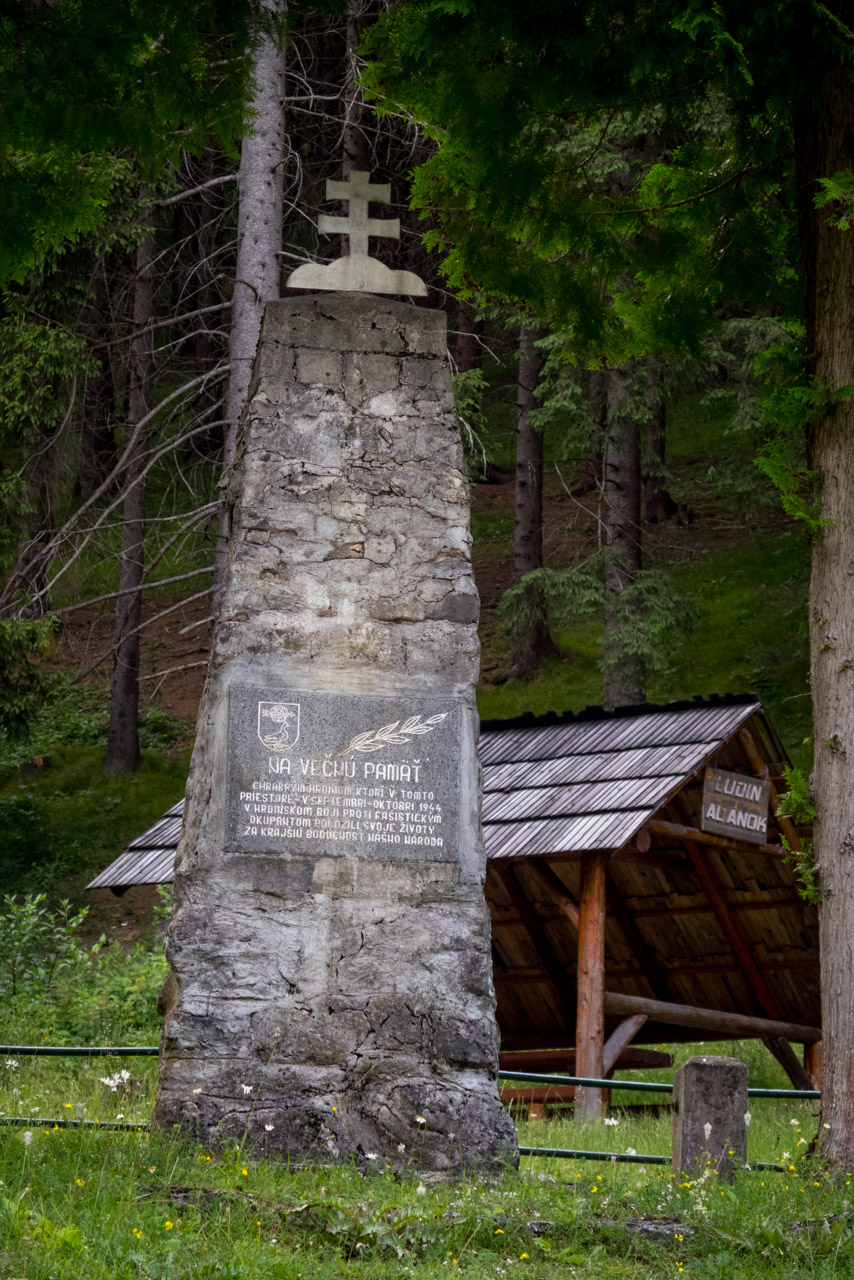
[
  {"left": 804, "top": 1040, "right": 823, "bottom": 1089},
  {"left": 645, "top": 818, "right": 786, "bottom": 859},
  {"left": 575, "top": 852, "right": 607, "bottom": 1118},
  {"left": 602, "top": 1014, "right": 648, "bottom": 1076},
  {"left": 603, "top": 990, "right": 821, "bottom": 1044}
]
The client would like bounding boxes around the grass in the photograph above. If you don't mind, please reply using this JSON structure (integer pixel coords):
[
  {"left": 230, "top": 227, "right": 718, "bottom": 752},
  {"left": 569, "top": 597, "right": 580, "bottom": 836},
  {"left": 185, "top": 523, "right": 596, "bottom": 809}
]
[
  {"left": 0, "top": 1044, "right": 850, "bottom": 1280},
  {"left": 0, "top": 744, "right": 190, "bottom": 899}
]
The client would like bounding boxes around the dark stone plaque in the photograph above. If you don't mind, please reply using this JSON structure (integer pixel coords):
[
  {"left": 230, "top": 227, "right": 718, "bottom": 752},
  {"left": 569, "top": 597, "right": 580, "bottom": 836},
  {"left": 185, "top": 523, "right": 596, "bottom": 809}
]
[{"left": 226, "top": 687, "right": 462, "bottom": 860}]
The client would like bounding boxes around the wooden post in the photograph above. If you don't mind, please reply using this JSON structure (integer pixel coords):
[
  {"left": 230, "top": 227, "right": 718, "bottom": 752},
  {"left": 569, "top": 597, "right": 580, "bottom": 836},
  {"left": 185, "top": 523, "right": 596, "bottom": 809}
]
[{"left": 575, "top": 851, "right": 607, "bottom": 1119}]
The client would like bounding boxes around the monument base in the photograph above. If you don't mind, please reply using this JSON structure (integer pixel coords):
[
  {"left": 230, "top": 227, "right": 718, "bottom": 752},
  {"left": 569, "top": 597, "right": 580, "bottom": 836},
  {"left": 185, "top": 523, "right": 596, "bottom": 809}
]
[{"left": 152, "top": 295, "right": 516, "bottom": 1173}]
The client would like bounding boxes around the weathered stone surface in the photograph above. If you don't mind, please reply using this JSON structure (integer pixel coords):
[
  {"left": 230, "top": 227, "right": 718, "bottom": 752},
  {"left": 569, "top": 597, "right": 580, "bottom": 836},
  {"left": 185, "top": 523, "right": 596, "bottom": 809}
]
[
  {"left": 153, "top": 295, "right": 516, "bottom": 1173},
  {"left": 672, "top": 1055, "right": 748, "bottom": 1179}
]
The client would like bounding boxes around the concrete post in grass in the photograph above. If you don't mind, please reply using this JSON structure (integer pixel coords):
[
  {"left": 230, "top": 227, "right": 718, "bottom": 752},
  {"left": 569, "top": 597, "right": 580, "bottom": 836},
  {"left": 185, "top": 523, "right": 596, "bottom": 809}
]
[{"left": 672, "top": 1055, "right": 748, "bottom": 1180}]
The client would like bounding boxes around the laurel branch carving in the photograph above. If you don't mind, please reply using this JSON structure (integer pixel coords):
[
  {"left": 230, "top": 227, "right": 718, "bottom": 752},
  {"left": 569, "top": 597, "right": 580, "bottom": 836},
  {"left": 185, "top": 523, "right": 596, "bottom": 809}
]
[{"left": 338, "top": 713, "right": 448, "bottom": 756}]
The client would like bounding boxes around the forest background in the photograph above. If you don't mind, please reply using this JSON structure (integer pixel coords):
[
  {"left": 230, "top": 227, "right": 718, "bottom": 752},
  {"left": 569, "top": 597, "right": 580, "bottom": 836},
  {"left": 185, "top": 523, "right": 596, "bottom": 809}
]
[{"left": 0, "top": 0, "right": 850, "bottom": 1156}]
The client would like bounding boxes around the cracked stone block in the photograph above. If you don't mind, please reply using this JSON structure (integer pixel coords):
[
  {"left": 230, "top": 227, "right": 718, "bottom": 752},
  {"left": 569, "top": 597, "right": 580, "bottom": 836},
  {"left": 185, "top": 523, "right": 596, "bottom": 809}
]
[
  {"left": 672, "top": 1055, "right": 748, "bottom": 1180},
  {"left": 152, "top": 294, "right": 516, "bottom": 1175}
]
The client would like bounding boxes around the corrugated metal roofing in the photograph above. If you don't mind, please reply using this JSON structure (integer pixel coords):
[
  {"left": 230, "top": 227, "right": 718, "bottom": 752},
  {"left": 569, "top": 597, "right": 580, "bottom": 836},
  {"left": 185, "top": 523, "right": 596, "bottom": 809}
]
[{"left": 86, "top": 694, "right": 762, "bottom": 890}]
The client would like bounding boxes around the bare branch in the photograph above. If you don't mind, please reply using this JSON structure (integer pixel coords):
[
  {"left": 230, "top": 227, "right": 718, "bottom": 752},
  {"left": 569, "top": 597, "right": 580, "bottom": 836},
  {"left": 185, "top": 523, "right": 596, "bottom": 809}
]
[
  {"left": 156, "top": 174, "right": 238, "bottom": 207},
  {"left": 53, "top": 565, "right": 214, "bottom": 615}
]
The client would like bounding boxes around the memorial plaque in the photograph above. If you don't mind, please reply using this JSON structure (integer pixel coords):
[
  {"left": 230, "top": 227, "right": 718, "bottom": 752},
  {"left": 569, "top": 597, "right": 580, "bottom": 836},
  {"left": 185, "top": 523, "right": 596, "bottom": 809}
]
[
  {"left": 226, "top": 687, "right": 462, "bottom": 861},
  {"left": 701, "top": 766, "right": 771, "bottom": 845}
]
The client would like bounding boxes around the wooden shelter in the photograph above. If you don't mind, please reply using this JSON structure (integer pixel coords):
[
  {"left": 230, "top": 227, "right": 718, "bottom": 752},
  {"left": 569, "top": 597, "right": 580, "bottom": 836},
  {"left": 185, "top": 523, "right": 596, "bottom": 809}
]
[{"left": 89, "top": 694, "right": 819, "bottom": 1113}]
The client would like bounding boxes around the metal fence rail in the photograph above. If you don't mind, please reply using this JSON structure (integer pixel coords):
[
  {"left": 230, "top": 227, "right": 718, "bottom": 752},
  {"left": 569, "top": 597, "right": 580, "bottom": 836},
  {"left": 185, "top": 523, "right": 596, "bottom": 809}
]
[
  {"left": 0, "top": 1045, "right": 159, "bottom": 1057},
  {"left": 0, "top": 1048, "right": 816, "bottom": 1162},
  {"left": 499, "top": 1069, "right": 822, "bottom": 1100}
]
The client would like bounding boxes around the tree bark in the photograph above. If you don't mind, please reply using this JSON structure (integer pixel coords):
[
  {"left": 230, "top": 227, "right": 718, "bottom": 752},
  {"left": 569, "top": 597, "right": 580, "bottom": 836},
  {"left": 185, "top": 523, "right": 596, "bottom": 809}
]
[
  {"left": 602, "top": 363, "right": 644, "bottom": 710},
  {"left": 78, "top": 259, "right": 116, "bottom": 496},
  {"left": 642, "top": 358, "right": 673, "bottom": 524},
  {"left": 214, "top": 0, "right": 287, "bottom": 599},
  {"left": 454, "top": 298, "right": 481, "bottom": 372},
  {"left": 342, "top": 2, "right": 373, "bottom": 178},
  {"left": 795, "top": 59, "right": 854, "bottom": 1165},
  {"left": 104, "top": 222, "right": 157, "bottom": 776},
  {"left": 511, "top": 326, "right": 556, "bottom": 677}
]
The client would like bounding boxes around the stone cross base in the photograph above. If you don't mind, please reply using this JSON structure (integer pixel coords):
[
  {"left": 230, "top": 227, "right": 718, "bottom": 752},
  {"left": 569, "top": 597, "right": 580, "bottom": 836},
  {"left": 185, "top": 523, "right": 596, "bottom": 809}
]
[{"left": 152, "top": 295, "right": 516, "bottom": 1175}]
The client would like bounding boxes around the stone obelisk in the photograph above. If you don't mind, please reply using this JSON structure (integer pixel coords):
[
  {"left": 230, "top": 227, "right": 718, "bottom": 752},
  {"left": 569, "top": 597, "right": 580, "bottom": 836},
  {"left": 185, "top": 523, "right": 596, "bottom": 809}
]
[{"left": 153, "top": 173, "right": 516, "bottom": 1173}]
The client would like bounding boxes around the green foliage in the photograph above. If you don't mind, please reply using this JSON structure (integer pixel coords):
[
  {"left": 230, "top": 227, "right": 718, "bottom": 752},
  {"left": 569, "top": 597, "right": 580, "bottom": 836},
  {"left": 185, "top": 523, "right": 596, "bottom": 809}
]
[
  {"left": 498, "top": 558, "right": 696, "bottom": 681},
  {"left": 814, "top": 170, "right": 854, "bottom": 229},
  {"left": 776, "top": 766, "right": 821, "bottom": 904},
  {"left": 0, "top": 893, "right": 93, "bottom": 999},
  {"left": 453, "top": 367, "right": 489, "bottom": 474},
  {"left": 0, "top": 1, "right": 262, "bottom": 281},
  {"left": 0, "top": 745, "right": 189, "bottom": 895},
  {"left": 0, "top": 615, "right": 61, "bottom": 740}
]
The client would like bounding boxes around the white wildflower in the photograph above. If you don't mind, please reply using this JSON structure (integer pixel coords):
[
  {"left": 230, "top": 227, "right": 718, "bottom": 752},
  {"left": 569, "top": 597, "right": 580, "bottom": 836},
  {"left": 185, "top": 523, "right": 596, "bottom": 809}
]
[
  {"left": 703, "top": 1122, "right": 712, "bottom": 1141},
  {"left": 416, "top": 1183, "right": 427, "bottom": 1196},
  {"left": 416, "top": 1115, "right": 426, "bottom": 1124},
  {"left": 5, "top": 1060, "right": 18, "bottom": 1070},
  {"left": 823, "top": 1123, "right": 831, "bottom": 1129},
  {"left": 365, "top": 1152, "right": 378, "bottom": 1161},
  {"left": 790, "top": 1118, "right": 799, "bottom": 1126},
  {"left": 625, "top": 1148, "right": 637, "bottom": 1156},
  {"left": 603, "top": 1116, "right": 619, "bottom": 1127},
  {"left": 744, "top": 1112, "right": 752, "bottom": 1127},
  {"left": 23, "top": 1131, "right": 32, "bottom": 1146},
  {"left": 116, "top": 1113, "right": 124, "bottom": 1120},
  {"left": 192, "top": 1088, "right": 201, "bottom": 1095},
  {"left": 397, "top": 1143, "right": 406, "bottom": 1153},
  {"left": 241, "top": 1084, "right": 252, "bottom": 1095},
  {"left": 781, "top": 1150, "right": 791, "bottom": 1160},
  {"left": 265, "top": 1124, "right": 274, "bottom": 1132}
]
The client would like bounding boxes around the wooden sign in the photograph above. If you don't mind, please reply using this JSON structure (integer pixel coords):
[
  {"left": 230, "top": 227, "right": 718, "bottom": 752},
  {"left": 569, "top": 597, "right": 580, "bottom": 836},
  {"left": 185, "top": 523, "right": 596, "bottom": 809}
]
[{"left": 701, "top": 767, "right": 771, "bottom": 845}]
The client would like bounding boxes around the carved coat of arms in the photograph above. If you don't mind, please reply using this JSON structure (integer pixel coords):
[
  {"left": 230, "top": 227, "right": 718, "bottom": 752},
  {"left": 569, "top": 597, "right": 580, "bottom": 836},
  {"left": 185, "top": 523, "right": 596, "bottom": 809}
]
[{"left": 257, "top": 701, "right": 300, "bottom": 750}]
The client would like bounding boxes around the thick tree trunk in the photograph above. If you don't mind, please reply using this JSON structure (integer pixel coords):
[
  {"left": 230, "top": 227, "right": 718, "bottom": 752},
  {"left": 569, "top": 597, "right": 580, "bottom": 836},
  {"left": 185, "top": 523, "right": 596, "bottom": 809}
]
[
  {"left": 642, "top": 358, "right": 673, "bottom": 524},
  {"left": 78, "top": 260, "right": 116, "bottom": 496},
  {"left": 796, "top": 60, "right": 854, "bottom": 1165},
  {"left": 104, "top": 224, "right": 157, "bottom": 776},
  {"left": 602, "top": 363, "right": 644, "bottom": 710},
  {"left": 511, "top": 326, "right": 555, "bottom": 676},
  {"left": 214, "top": 1, "right": 287, "bottom": 598}
]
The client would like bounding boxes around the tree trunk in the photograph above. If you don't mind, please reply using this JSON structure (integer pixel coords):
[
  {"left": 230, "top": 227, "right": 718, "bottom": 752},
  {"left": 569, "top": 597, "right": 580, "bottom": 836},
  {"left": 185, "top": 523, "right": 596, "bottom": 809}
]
[
  {"left": 104, "top": 223, "right": 157, "bottom": 776},
  {"left": 78, "top": 259, "right": 116, "bottom": 496},
  {"left": 214, "top": 0, "right": 287, "bottom": 599},
  {"left": 795, "top": 59, "right": 854, "bottom": 1165},
  {"left": 511, "top": 326, "right": 555, "bottom": 676},
  {"left": 642, "top": 358, "right": 673, "bottom": 524},
  {"left": 602, "top": 363, "right": 644, "bottom": 710},
  {"left": 585, "top": 367, "right": 608, "bottom": 497},
  {"left": 342, "top": 2, "right": 373, "bottom": 178},
  {"left": 454, "top": 298, "right": 481, "bottom": 372}
]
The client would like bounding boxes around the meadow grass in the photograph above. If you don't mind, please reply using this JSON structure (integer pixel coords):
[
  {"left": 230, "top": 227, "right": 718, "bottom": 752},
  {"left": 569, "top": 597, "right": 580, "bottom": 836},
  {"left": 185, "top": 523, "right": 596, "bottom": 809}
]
[{"left": 0, "top": 1037, "right": 850, "bottom": 1280}]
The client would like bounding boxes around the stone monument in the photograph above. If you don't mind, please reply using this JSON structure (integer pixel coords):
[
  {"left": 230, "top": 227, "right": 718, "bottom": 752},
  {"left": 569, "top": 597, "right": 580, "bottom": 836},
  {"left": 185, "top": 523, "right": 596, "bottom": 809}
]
[{"left": 152, "top": 173, "right": 516, "bottom": 1173}]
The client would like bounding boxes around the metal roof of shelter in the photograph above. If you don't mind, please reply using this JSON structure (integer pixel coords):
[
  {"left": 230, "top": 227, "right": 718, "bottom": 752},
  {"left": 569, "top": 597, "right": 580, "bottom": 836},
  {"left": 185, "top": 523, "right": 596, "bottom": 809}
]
[{"left": 87, "top": 693, "right": 820, "bottom": 1079}]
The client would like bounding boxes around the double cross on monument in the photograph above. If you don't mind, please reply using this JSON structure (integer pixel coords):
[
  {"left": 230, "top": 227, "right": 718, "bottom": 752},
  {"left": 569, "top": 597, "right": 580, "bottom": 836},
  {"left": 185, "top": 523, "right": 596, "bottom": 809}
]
[{"left": 286, "top": 170, "right": 427, "bottom": 297}]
